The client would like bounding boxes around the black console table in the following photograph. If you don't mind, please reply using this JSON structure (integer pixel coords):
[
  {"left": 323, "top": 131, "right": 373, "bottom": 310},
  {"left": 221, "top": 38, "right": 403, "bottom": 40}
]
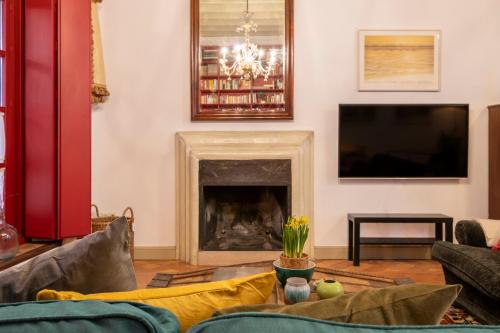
[{"left": 348, "top": 213, "right": 453, "bottom": 266}]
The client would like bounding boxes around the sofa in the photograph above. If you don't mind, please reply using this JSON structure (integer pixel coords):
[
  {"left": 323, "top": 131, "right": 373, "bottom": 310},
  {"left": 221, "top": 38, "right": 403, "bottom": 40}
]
[
  {"left": 188, "top": 313, "right": 500, "bottom": 333},
  {"left": 432, "top": 220, "right": 500, "bottom": 325},
  {"left": 0, "top": 300, "right": 180, "bottom": 333},
  {"left": 1, "top": 217, "right": 499, "bottom": 332},
  {"left": 1, "top": 303, "right": 500, "bottom": 333}
]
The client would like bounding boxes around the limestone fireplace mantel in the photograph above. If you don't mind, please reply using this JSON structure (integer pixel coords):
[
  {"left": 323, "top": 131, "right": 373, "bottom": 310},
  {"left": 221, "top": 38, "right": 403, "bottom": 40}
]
[{"left": 175, "top": 131, "right": 314, "bottom": 265}]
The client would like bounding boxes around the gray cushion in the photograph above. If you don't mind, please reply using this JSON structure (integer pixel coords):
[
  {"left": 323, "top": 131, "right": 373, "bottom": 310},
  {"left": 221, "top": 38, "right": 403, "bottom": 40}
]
[
  {"left": 432, "top": 241, "right": 500, "bottom": 300},
  {"left": 0, "top": 217, "right": 136, "bottom": 303},
  {"left": 455, "top": 220, "right": 488, "bottom": 247}
]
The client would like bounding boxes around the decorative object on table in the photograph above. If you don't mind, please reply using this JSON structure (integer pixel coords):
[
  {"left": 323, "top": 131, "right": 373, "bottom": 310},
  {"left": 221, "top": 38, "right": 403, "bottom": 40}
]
[
  {"left": 91, "top": 205, "right": 134, "bottom": 259},
  {"left": 280, "top": 215, "right": 310, "bottom": 269},
  {"left": 284, "top": 277, "right": 310, "bottom": 304},
  {"left": 0, "top": 203, "right": 18, "bottom": 261},
  {"left": 273, "top": 215, "right": 315, "bottom": 285},
  {"left": 273, "top": 259, "right": 315, "bottom": 286},
  {"left": 315, "top": 279, "right": 344, "bottom": 299},
  {"left": 358, "top": 30, "right": 441, "bottom": 91},
  {"left": 91, "top": 0, "right": 110, "bottom": 103}
]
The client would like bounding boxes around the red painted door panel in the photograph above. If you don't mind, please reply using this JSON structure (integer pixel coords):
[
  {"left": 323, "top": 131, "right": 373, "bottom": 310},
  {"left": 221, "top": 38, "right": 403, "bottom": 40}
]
[
  {"left": 58, "top": 0, "right": 91, "bottom": 237},
  {"left": 24, "top": 0, "right": 57, "bottom": 239},
  {"left": 4, "top": 0, "right": 25, "bottom": 240},
  {"left": 25, "top": 0, "right": 91, "bottom": 239}
]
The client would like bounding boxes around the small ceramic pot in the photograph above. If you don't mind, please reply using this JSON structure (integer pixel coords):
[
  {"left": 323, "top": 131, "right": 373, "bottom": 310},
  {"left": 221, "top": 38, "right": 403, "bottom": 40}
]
[
  {"left": 284, "top": 277, "right": 310, "bottom": 304},
  {"left": 316, "top": 279, "right": 344, "bottom": 299}
]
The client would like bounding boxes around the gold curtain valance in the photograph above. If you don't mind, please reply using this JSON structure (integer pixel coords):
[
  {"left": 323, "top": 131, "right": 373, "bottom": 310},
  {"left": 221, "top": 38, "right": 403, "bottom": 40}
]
[{"left": 91, "top": 0, "right": 109, "bottom": 103}]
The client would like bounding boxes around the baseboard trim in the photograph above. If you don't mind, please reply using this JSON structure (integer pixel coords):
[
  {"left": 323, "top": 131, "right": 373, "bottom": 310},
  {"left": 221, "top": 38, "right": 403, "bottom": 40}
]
[
  {"left": 134, "top": 245, "right": 432, "bottom": 260},
  {"left": 134, "top": 246, "right": 177, "bottom": 260},
  {"left": 315, "top": 245, "right": 432, "bottom": 260},
  {"left": 314, "top": 246, "right": 348, "bottom": 259}
]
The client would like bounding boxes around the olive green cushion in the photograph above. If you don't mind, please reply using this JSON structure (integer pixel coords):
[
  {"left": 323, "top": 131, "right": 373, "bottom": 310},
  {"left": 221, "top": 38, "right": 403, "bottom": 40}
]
[
  {"left": 0, "top": 300, "right": 179, "bottom": 333},
  {"left": 214, "top": 284, "right": 461, "bottom": 325},
  {"left": 189, "top": 312, "right": 500, "bottom": 333}
]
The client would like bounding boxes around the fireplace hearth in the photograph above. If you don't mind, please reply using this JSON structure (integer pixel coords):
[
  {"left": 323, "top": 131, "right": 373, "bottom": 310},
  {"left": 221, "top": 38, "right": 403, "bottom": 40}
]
[{"left": 199, "top": 160, "right": 291, "bottom": 251}]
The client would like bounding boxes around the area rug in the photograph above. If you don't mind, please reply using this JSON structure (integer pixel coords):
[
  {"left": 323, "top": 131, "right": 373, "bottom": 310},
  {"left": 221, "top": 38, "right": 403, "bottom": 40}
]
[
  {"left": 147, "top": 260, "right": 480, "bottom": 325},
  {"left": 440, "top": 306, "right": 481, "bottom": 325}
]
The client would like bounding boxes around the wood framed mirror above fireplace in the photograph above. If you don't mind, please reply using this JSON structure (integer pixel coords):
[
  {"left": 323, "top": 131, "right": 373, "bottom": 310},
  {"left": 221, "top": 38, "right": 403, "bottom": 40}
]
[{"left": 191, "top": 0, "right": 294, "bottom": 120}]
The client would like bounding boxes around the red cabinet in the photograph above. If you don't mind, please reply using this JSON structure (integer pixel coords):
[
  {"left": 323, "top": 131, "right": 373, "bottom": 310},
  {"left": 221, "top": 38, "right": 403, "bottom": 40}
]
[{"left": 24, "top": 0, "right": 91, "bottom": 239}]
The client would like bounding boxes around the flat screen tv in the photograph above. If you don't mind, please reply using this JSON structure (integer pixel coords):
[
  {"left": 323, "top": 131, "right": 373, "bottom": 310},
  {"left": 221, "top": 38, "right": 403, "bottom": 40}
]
[{"left": 339, "top": 104, "right": 469, "bottom": 178}]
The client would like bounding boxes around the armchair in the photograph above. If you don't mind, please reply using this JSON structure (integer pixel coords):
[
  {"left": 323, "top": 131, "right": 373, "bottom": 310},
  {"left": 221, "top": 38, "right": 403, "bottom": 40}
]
[{"left": 432, "top": 220, "right": 500, "bottom": 325}]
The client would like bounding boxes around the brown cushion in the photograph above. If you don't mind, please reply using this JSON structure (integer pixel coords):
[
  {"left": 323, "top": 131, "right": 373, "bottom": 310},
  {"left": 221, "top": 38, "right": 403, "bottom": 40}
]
[
  {"left": 214, "top": 284, "right": 461, "bottom": 326},
  {"left": 0, "top": 217, "right": 136, "bottom": 303}
]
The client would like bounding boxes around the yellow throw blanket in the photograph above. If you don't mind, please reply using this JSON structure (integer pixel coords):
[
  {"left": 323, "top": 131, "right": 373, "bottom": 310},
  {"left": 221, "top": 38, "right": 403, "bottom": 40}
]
[{"left": 37, "top": 271, "right": 276, "bottom": 333}]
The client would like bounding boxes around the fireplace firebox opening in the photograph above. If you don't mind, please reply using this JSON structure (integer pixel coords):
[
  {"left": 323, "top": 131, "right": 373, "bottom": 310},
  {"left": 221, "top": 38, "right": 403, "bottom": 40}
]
[
  {"left": 198, "top": 159, "right": 292, "bottom": 252},
  {"left": 200, "top": 185, "right": 289, "bottom": 251}
]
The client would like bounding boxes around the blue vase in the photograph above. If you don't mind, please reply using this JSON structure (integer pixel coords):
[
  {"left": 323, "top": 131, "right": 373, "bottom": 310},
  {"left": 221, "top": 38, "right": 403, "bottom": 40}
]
[{"left": 284, "top": 277, "right": 310, "bottom": 304}]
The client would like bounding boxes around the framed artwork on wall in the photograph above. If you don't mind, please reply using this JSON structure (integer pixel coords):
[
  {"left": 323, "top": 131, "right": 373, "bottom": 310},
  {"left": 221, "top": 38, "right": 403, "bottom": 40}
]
[{"left": 358, "top": 30, "right": 441, "bottom": 92}]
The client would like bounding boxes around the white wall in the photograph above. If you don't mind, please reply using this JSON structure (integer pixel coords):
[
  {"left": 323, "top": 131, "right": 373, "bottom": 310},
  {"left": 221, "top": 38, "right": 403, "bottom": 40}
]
[{"left": 92, "top": 0, "right": 500, "bottom": 248}]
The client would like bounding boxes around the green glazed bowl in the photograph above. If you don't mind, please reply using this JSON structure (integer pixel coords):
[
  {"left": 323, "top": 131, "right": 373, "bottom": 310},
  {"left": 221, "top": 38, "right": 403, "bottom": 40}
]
[
  {"left": 316, "top": 279, "right": 345, "bottom": 299},
  {"left": 273, "top": 259, "right": 316, "bottom": 286}
]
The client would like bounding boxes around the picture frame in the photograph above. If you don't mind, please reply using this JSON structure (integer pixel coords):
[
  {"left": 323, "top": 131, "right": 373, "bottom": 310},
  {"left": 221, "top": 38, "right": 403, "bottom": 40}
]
[{"left": 358, "top": 30, "right": 441, "bottom": 92}]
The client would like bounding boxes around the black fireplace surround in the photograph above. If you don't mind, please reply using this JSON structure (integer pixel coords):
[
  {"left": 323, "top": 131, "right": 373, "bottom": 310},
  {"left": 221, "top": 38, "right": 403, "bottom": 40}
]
[{"left": 199, "top": 160, "right": 291, "bottom": 251}]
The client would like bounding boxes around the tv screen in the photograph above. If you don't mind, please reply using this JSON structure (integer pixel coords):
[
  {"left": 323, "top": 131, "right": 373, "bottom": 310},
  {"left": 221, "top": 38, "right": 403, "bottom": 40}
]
[{"left": 338, "top": 104, "right": 469, "bottom": 178}]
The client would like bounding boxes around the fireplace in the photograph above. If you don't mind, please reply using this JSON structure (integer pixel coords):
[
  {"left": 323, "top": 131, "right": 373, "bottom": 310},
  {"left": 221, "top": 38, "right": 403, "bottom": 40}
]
[
  {"left": 199, "top": 160, "right": 291, "bottom": 251},
  {"left": 175, "top": 131, "right": 314, "bottom": 265}
]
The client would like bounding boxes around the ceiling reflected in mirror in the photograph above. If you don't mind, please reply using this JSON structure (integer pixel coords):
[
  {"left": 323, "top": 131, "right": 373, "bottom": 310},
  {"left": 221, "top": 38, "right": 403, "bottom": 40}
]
[{"left": 200, "top": 0, "right": 284, "bottom": 43}]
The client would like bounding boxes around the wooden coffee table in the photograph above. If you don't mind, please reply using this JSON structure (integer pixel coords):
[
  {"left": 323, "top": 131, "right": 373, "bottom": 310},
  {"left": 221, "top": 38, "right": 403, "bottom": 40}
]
[{"left": 147, "top": 261, "right": 413, "bottom": 304}]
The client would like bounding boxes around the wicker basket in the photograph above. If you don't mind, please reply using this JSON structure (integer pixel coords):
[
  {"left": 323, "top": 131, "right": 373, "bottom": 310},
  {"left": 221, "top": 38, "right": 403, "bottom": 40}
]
[
  {"left": 280, "top": 253, "right": 309, "bottom": 269},
  {"left": 91, "top": 205, "right": 135, "bottom": 259}
]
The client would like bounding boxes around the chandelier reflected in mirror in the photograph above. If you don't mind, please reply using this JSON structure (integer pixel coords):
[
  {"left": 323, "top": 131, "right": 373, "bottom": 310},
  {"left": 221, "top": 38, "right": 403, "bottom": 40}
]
[{"left": 219, "top": 0, "right": 278, "bottom": 81}]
